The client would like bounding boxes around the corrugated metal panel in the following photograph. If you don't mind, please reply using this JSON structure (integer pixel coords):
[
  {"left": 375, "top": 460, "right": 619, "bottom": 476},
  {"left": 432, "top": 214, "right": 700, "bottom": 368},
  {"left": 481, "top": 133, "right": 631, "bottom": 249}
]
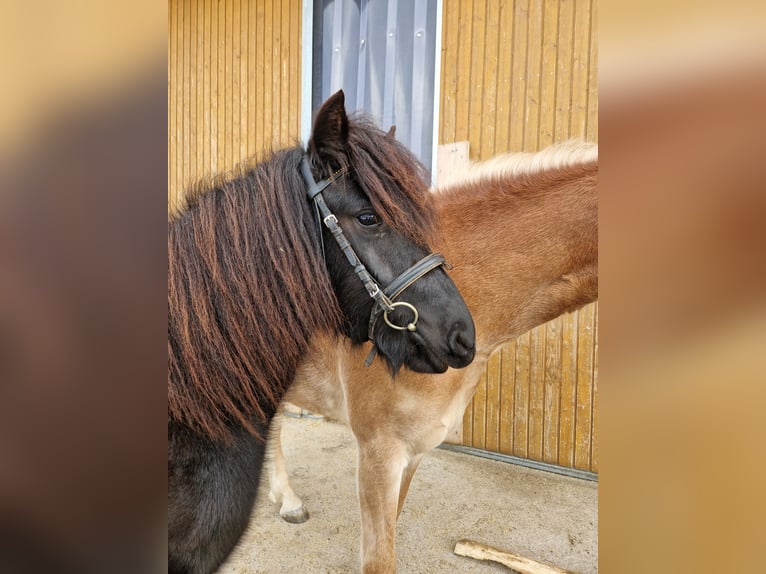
[
  {"left": 168, "top": 0, "right": 303, "bottom": 208},
  {"left": 440, "top": 0, "right": 598, "bottom": 473}
]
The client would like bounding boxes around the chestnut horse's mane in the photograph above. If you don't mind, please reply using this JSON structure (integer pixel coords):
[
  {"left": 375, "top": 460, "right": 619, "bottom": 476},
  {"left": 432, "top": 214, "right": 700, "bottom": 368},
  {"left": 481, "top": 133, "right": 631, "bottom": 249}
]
[
  {"left": 168, "top": 117, "right": 436, "bottom": 442},
  {"left": 435, "top": 139, "right": 597, "bottom": 192}
]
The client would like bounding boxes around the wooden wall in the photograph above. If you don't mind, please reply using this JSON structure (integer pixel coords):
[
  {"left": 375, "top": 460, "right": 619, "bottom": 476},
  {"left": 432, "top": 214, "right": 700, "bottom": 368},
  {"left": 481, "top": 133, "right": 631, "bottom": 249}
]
[
  {"left": 439, "top": 0, "right": 599, "bottom": 473},
  {"left": 168, "top": 0, "right": 303, "bottom": 208}
]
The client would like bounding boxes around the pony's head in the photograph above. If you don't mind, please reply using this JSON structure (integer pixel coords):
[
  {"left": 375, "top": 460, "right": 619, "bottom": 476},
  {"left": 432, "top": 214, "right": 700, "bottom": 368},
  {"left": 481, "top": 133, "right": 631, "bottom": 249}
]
[{"left": 305, "top": 90, "right": 475, "bottom": 374}]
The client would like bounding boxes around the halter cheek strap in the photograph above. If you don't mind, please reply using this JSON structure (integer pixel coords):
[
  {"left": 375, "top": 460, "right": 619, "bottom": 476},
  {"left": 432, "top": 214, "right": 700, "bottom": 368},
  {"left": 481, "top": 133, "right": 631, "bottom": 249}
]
[{"left": 300, "top": 155, "right": 450, "bottom": 367}]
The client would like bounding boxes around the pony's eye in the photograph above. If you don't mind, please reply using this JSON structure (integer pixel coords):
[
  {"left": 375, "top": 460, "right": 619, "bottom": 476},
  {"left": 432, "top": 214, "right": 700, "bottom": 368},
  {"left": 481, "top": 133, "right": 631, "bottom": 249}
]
[{"left": 357, "top": 212, "right": 381, "bottom": 227}]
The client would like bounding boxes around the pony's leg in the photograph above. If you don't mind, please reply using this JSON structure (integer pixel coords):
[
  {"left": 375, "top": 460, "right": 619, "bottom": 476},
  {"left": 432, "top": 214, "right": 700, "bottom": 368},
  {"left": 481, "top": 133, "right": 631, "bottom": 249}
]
[
  {"left": 396, "top": 453, "right": 424, "bottom": 519},
  {"left": 168, "top": 423, "right": 266, "bottom": 574},
  {"left": 357, "top": 439, "right": 408, "bottom": 574},
  {"left": 267, "top": 414, "right": 310, "bottom": 524}
]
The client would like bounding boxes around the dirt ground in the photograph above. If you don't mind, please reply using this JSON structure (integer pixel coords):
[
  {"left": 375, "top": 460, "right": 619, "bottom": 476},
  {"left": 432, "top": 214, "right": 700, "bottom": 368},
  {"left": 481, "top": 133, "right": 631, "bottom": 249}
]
[{"left": 218, "top": 415, "right": 597, "bottom": 573}]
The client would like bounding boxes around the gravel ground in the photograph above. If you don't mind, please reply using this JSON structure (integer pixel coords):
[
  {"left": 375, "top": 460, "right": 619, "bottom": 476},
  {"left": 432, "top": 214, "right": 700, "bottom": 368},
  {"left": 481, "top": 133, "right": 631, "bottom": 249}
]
[{"left": 218, "top": 415, "right": 597, "bottom": 573}]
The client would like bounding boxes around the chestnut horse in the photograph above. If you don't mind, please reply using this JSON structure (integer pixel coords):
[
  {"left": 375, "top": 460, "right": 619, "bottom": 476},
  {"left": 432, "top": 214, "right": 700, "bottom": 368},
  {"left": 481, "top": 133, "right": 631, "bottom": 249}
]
[
  {"left": 267, "top": 140, "right": 598, "bottom": 573},
  {"left": 168, "top": 91, "right": 475, "bottom": 574}
]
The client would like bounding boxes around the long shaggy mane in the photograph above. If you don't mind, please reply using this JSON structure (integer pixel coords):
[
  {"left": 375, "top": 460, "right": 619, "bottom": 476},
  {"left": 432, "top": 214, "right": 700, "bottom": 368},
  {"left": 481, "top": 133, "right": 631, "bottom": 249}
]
[{"left": 168, "top": 117, "right": 436, "bottom": 442}]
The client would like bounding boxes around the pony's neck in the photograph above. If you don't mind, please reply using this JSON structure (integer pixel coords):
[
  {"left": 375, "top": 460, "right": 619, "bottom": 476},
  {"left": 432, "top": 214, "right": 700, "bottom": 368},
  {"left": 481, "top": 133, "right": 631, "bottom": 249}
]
[{"left": 436, "top": 161, "right": 598, "bottom": 355}]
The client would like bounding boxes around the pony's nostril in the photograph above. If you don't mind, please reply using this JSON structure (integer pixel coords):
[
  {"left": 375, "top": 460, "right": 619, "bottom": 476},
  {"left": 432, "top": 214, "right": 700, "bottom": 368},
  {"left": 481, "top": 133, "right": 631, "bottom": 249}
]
[{"left": 448, "top": 323, "right": 475, "bottom": 359}]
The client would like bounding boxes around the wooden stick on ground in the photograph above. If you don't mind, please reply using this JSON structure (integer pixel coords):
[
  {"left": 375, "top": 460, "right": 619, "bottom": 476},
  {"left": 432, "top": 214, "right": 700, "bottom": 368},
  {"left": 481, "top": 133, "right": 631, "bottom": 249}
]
[{"left": 453, "top": 539, "right": 577, "bottom": 574}]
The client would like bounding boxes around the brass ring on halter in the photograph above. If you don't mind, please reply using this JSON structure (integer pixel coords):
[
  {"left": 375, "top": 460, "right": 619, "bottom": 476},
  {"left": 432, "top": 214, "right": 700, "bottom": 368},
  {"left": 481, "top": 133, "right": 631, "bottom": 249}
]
[{"left": 383, "top": 301, "right": 419, "bottom": 332}]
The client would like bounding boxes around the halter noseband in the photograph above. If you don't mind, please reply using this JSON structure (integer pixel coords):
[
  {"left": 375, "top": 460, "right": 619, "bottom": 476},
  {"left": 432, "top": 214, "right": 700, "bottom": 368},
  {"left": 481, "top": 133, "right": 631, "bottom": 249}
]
[{"left": 300, "top": 155, "right": 450, "bottom": 366}]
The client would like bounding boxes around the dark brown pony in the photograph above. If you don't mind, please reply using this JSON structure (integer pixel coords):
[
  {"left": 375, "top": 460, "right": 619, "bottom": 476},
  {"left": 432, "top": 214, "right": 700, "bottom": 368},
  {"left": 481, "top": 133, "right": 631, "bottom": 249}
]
[{"left": 168, "top": 91, "right": 475, "bottom": 574}]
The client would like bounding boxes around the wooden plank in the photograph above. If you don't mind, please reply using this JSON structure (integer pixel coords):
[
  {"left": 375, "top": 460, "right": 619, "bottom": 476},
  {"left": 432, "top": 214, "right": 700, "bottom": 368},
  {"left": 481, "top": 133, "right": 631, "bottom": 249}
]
[
  {"left": 246, "top": 0, "right": 255, "bottom": 158},
  {"left": 471, "top": 370, "right": 488, "bottom": 450},
  {"left": 289, "top": 0, "right": 300, "bottom": 141},
  {"left": 462, "top": 392, "right": 474, "bottom": 447},
  {"left": 236, "top": 0, "right": 246, "bottom": 161},
  {"left": 216, "top": 0, "right": 225, "bottom": 173},
  {"left": 203, "top": 0, "right": 212, "bottom": 174},
  {"left": 527, "top": 324, "right": 546, "bottom": 462},
  {"left": 538, "top": 0, "right": 560, "bottom": 147},
  {"left": 586, "top": 0, "right": 598, "bottom": 142},
  {"left": 553, "top": 0, "right": 575, "bottom": 141},
  {"left": 492, "top": 0, "right": 513, "bottom": 154},
  {"left": 438, "top": 0, "right": 458, "bottom": 145},
  {"left": 255, "top": 0, "right": 265, "bottom": 154},
  {"left": 263, "top": 0, "right": 273, "bottom": 151},
  {"left": 454, "top": 540, "right": 576, "bottom": 574},
  {"left": 569, "top": 0, "right": 591, "bottom": 139},
  {"left": 591, "top": 303, "right": 599, "bottom": 472},
  {"left": 499, "top": 341, "right": 516, "bottom": 454},
  {"left": 574, "top": 304, "right": 595, "bottom": 470},
  {"left": 208, "top": 0, "right": 217, "bottom": 174},
  {"left": 484, "top": 348, "right": 502, "bottom": 452},
  {"left": 182, "top": 0, "right": 190, "bottom": 190},
  {"left": 523, "top": 0, "right": 544, "bottom": 152},
  {"left": 279, "top": 0, "right": 291, "bottom": 146},
  {"left": 454, "top": 0, "right": 473, "bottom": 145},
  {"left": 542, "top": 316, "right": 562, "bottom": 465},
  {"left": 189, "top": 0, "right": 198, "bottom": 182},
  {"left": 558, "top": 309, "right": 578, "bottom": 467},
  {"left": 169, "top": 0, "right": 177, "bottom": 204},
  {"left": 479, "top": 0, "right": 499, "bottom": 158},
  {"left": 272, "top": 0, "right": 282, "bottom": 147},
  {"left": 508, "top": 0, "right": 529, "bottom": 151},
  {"left": 512, "top": 331, "right": 531, "bottom": 458},
  {"left": 466, "top": 0, "right": 486, "bottom": 159},
  {"left": 224, "top": 0, "right": 234, "bottom": 168}
]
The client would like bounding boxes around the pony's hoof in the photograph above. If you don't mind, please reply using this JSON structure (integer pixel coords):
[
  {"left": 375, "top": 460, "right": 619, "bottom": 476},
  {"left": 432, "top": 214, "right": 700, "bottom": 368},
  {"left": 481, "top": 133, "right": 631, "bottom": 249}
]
[{"left": 280, "top": 506, "right": 310, "bottom": 524}]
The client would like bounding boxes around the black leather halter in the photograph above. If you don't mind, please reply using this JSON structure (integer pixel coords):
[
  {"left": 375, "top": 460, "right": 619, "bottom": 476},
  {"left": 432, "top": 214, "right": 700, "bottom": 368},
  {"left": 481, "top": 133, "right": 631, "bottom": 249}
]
[{"left": 300, "top": 156, "right": 450, "bottom": 366}]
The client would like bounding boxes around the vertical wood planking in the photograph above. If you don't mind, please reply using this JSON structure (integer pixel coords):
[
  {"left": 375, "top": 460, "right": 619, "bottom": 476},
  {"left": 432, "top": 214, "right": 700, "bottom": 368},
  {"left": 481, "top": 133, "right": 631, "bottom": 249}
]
[
  {"left": 498, "top": 342, "right": 516, "bottom": 454},
  {"left": 542, "top": 316, "right": 562, "bottom": 464},
  {"left": 493, "top": 0, "right": 513, "bottom": 154},
  {"left": 527, "top": 322, "right": 546, "bottom": 461},
  {"left": 553, "top": 0, "right": 575, "bottom": 141},
  {"left": 439, "top": 0, "right": 459, "bottom": 144},
  {"left": 168, "top": 0, "right": 303, "bottom": 205},
  {"left": 523, "top": 0, "right": 544, "bottom": 152},
  {"left": 586, "top": 0, "right": 598, "bottom": 141},
  {"left": 569, "top": 0, "right": 591, "bottom": 138},
  {"left": 480, "top": 0, "right": 500, "bottom": 159},
  {"left": 512, "top": 332, "right": 530, "bottom": 458},
  {"left": 538, "top": 0, "right": 560, "bottom": 147},
  {"left": 574, "top": 302, "right": 595, "bottom": 470},
  {"left": 591, "top": 305, "right": 599, "bottom": 472},
  {"left": 557, "top": 309, "right": 579, "bottom": 468},
  {"left": 471, "top": 369, "right": 488, "bottom": 451},
  {"left": 169, "top": 1, "right": 176, "bottom": 206},
  {"left": 508, "top": 0, "right": 528, "bottom": 152},
  {"left": 484, "top": 346, "right": 502, "bottom": 453},
  {"left": 454, "top": 0, "right": 473, "bottom": 144},
  {"left": 467, "top": 0, "right": 486, "bottom": 160},
  {"left": 444, "top": 0, "right": 598, "bottom": 473}
]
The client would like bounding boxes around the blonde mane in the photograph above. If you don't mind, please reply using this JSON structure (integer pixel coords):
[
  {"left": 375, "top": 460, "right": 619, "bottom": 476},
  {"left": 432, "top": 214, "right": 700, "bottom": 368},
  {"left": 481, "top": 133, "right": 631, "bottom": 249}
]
[{"left": 436, "top": 139, "right": 598, "bottom": 191}]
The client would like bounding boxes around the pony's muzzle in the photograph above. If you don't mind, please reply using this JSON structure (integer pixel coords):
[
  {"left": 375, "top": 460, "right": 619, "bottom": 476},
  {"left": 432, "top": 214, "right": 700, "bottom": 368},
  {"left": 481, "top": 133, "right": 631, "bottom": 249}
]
[{"left": 447, "top": 321, "right": 476, "bottom": 366}]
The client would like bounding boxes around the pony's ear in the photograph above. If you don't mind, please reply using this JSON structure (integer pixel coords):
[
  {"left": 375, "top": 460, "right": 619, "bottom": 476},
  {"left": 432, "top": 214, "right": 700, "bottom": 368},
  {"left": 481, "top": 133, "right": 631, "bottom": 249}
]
[
  {"left": 308, "top": 90, "right": 348, "bottom": 160},
  {"left": 386, "top": 125, "right": 396, "bottom": 138}
]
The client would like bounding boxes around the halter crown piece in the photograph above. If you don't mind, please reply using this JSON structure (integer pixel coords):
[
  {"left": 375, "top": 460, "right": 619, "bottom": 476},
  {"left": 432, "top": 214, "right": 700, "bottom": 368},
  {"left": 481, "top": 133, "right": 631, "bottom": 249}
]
[{"left": 300, "top": 155, "right": 451, "bottom": 366}]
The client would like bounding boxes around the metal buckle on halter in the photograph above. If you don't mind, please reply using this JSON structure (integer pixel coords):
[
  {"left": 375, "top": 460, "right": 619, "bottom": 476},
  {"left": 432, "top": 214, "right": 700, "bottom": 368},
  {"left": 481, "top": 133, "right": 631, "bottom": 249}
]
[{"left": 323, "top": 213, "right": 338, "bottom": 227}]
